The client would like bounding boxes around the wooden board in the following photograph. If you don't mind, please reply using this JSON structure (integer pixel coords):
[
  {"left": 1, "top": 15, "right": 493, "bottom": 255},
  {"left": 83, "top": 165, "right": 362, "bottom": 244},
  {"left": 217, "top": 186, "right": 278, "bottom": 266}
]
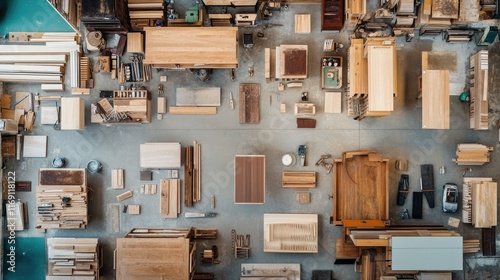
[
  {"left": 127, "top": 32, "right": 144, "bottom": 53},
  {"left": 263, "top": 213, "right": 318, "bottom": 253},
  {"left": 472, "top": 182, "right": 497, "bottom": 228},
  {"left": 144, "top": 27, "right": 238, "bottom": 68},
  {"left": 239, "top": 83, "right": 260, "bottom": 124},
  {"left": 432, "top": 0, "right": 459, "bottom": 19},
  {"left": 234, "top": 155, "right": 265, "bottom": 204},
  {"left": 2, "top": 135, "right": 15, "bottom": 157},
  {"left": 1, "top": 94, "right": 11, "bottom": 109},
  {"left": 348, "top": 39, "right": 367, "bottom": 96},
  {"left": 176, "top": 87, "right": 221, "bottom": 107},
  {"left": 295, "top": 14, "right": 311, "bottom": 34},
  {"left": 325, "top": 92, "right": 342, "bottom": 113},
  {"left": 60, "top": 97, "right": 85, "bottom": 130},
  {"left": 23, "top": 135, "right": 47, "bottom": 158},
  {"left": 116, "top": 237, "right": 192, "bottom": 280},
  {"left": 282, "top": 171, "right": 316, "bottom": 188},
  {"left": 40, "top": 106, "right": 59, "bottom": 125},
  {"left": 422, "top": 70, "right": 450, "bottom": 129},
  {"left": 160, "top": 179, "right": 180, "bottom": 218},
  {"left": 297, "top": 118, "right": 316, "bottom": 128},
  {"left": 332, "top": 151, "right": 389, "bottom": 225},
  {"left": 140, "top": 143, "right": 181, "bottom": 168},
  {"left": 367, "top": 45, "right": 395, "bottom": 112},
  {"left": 169, "top": 107, "right": 217, "bottom": 115},
  {"left": 184, "top": 146, "right": 194, "bottom": 207},
  {"left": 112, "top": 169, "right": 124, "bottom": 189}
]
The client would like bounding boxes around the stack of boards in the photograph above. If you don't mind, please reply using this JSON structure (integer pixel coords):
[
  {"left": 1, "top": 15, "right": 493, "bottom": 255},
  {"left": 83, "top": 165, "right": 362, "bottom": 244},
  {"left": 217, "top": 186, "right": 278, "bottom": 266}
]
[
  {"left": 454, "top": 143, "right": 492, "bottom": 165},
  {"left": 2, "top": 32, "right": 81, "bottom": 90},
  {"left": 128, "top": 0, "right": 165, "bottom": 30},
  {"left": 46, "top": 238, "right": 99, "bottom": 279}
]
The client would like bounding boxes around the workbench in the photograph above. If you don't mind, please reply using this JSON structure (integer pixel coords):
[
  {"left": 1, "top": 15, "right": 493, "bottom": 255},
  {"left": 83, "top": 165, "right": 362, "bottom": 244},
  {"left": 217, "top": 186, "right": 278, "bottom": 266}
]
[{"left": 143, "top": 27, "right": 238, "bottom": 69}]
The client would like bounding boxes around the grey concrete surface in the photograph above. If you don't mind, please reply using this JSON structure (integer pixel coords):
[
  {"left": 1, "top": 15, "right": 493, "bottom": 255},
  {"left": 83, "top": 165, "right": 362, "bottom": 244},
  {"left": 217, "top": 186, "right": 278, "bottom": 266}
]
[{"left": 3, "top": 2, "right": 500, "bottom": 280}]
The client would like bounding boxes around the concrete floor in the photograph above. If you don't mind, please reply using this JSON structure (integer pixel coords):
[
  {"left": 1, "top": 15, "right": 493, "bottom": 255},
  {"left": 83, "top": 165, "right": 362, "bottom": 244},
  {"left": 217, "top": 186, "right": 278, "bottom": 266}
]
[{"left": 3, "top": 2, "right": 500, "bottom": 280}]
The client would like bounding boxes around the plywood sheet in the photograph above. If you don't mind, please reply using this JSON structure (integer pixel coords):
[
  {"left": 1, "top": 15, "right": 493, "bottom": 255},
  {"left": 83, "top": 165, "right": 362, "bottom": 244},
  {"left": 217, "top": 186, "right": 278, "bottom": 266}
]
[
  {"left": 472, "top": 182, "right": 497, "bottom": 228},
  {"left": 60, "top": 97, "right": 85, "bottom": 130},
  {"left": 325, "top": 91, "right": 342, "bottom": 113},
  {"left": 23, "top": 135, "right": 47, "bottom": 157},
  {"left": 239, "top": 83, "right": 260, "bottom": 124},
  {"left": 332, "top": 151, "right": 389, "bottom": 225},
  {"left": 432, "top": 0, "right": 459, "bottom": 19},
  {"left": 422, "top": 70, "right": 450, "bottom": 129},
  {"left": 140, "top": 143, "right": 181, "bottom": 168},
  {"left": 367, "top": 45, "right": 394, "bottom": 112},
  {"left": 234, "top": 155, "right": 265, "bottom": 204},
  {"left": 41, "top": 106, "right": 59, "bottom": 125},
  {"left": 144, "top": 27, "right": 238, "bottom": 68},
  {"left": 176, "top": 87, "right": 221, "bottom": 107}
]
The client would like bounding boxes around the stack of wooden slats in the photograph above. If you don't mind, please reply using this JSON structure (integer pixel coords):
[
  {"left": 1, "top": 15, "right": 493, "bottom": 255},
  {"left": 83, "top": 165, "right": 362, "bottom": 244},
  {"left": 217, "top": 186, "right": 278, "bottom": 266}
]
[
  {"left": 416, "top": 0, "right": 454, "bottom": 35},
  {"left": 46, "top": 238, "right": 98, "bottom": 280},
  {"left": 463, "top": 239, "right": 481, "bottom": 253},
  {"left": 282, "top": 171, "right": 316, "bottom": 188},
  {"left": 128, "top": 0, "right": 165, "bottom": 30},
  {"left": 469, "top": 50, "right": 489, "bottom": 130},
  {"left": 79, "top": 57, "right": 91, "bottom": 89},
  {"left": 463, "top": 177, "right": 497, "bottom": 228},
  {"left": 36, "top": 168, "right": 88, "bottom": 232},
  {"left": 454, "top": 143, "right": 493, "bottom": 165},
  {"left": 184, "top": 142, "right": 201, "bottom": 207},
  {"left": 0, "top": 33, "right": 81, "bottom": 89}
]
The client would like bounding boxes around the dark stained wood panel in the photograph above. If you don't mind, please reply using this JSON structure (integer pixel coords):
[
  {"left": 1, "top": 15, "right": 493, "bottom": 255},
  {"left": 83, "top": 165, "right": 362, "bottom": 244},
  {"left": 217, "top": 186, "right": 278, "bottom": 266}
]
[
  {"left": 297, "top": 118, "right": 316, "bottom": 128},
  {"left": 322, "top": 0, "right": 344, "bottom": 30},
  {"left": 234, "top": 155, "right": 265, "bottom": 204},
  {"left": 184, "top": 146, "right": 194, "bottom": 207},
  {"left": 239, "top": 83, "right": 260, "bottom": 124},
  {"left": 39, "top": 169, "right": 85, "bottom": 185},
  {"left": 332, "top": 151, "right": 389, "bottom": 225},
  {"left": 283, "top": 49, "right": 307, "bottom": 76}
]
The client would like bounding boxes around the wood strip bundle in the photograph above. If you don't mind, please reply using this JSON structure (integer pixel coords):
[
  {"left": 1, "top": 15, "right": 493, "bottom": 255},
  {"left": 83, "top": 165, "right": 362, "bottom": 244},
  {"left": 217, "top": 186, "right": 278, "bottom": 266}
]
[
  {"left": 282, "top": 171, "right": 316, "bottom": 188},
  {"left": 454, "top": 143, "right": 493, "bottom": 165},
  {"left": 462, "top": 177, "right": 497, "bottom": 228},
  {"left": 160, "top": 179, "right": 180, "bottom": 218},
  {"left": 128, "top": 0, "right": 165, "bottom": 30},
  {"left": 36, "top": 168, "right": 88, "bottom": 231},
  {"left": 469, "top": 50, "right": 489, "bottom": 130},
  {"left": 47, "top": 238, "right": 99, "bottom": 279},
  {"left": 263, "top": 213, "right": 318, "bottom": 253},
  {"left": 184, "top": 142, "right": 201, "bottom": 206}
]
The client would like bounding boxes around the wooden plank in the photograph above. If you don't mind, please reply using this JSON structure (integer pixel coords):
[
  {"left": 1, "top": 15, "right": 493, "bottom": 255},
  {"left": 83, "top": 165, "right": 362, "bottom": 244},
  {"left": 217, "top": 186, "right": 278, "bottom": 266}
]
[
  {"left": 422, "top": 70, "right": 450, "bottom": 129},
  {"left": 176, "top": 87, "right": 221, "bottom": 107},
  {"left": 349, "top": 39, "right": 367, "bottom": 96},
  {"left": 325, "top": 91, "right": 342, "bottom": 113},
  {"left": 112, "top": 169, "right": 124, "bottom": 189},
  {"left": 23, "top": 135, "right": 47, "bottom": 158},
  {"left": 169, "top": 107, "right": 217, "bottom": 115},
  {"left": 160, "top": 179, "right": 180, "bottom": 218},
  {"left": 239, "top": 83, "right": 260, "bottom": 124},
  {"left": 1, "top": 93, "right": 11, "bottom": 109},
  {"left": 367, "top": 45, "right": 395, "bottom": 112},
  {"left": 117, "top": 190, "right": 133, "bottom": 202},
  {"left": 140, "top": 143, "right": 181, "bottom": 168},
  {"left": 472, "top": 182, "right": 497, "bottom": 228},
  {"left": 157, "top": 97, "right": 167, "bottom": 114},
  {"left": 297, "top": 118, "right": 316, "bottom": 128},
  {"left": 60, "top": 97, "right": 85, "bottom": 130},
  {"left": 234, "top": 155, "right": 265, "bottom": 204},
  {"left": 184, "top": 146, "right": 194, "bottom": 207},
  {"left": 144, "top": 27, "right": 238, "bottom": 68},
  {"left": 295, "top": 14, "right": 311, "bottom": 34}
]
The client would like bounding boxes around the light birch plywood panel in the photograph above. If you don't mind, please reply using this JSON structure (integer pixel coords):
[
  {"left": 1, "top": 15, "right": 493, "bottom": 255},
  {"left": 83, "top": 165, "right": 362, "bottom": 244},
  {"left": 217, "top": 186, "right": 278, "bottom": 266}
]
[
  {"left": 140, "top": 143, "right": 181, "bottom": 168},
  {"left": 367, "top": 45, "right": 395, "bottom": 112},
  {"left": 176, "top": 87, "right": 221, "bottom": 106},
  {"left": 295, "top": 14, "right": 311, "bottom": 34},
  {"left": 60, "top": 97, "right": 85, "bottom": 130},
  {"left": 324, "top": 91, "right": 342, "bottom": 113},
  {"left": 422, "top": 70, "right": 450, "bottom": 129},
  {"left": 23, "top": 135, "right": 47, "bottom": 157}
]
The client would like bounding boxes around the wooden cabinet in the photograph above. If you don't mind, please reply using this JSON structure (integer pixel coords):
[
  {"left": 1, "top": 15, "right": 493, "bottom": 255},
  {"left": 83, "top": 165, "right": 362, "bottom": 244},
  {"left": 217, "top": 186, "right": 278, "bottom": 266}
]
[
  {"left": 61, "top": 97, "right": 85, "bottom": 130},
  {"left": 115, "top": 228, "right": 195, "bottom": 280},
  {"left": 321, "top": 0, "right": 344, "bottom": 30},
  {"left": 469, "top": 50, "right": 489, "bottom": 130},
  {"left": 46, "top": 238, "right": 99, "bottom": 279}
]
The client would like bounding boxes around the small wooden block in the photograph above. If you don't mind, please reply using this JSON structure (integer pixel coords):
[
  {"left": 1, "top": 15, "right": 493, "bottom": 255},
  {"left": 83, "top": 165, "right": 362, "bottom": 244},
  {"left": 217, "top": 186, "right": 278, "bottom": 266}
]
[
  {"left": 98, "top": 56, "right": 110, "bottom": 72},
  {"left": 112, "top": 169, "right": 124, "bottom": 189},
  {"left": 280, "top": 103, "right": 286, "bottom": 113},
  {"left": 117, "top": 190, "right": 133, "bottom": 202},
  {"left": 1, "top": 94, "right": 11, "bottom": 109},
  {"left": 448, "top": 217, "right": 460, "bottom": 228},
  {"left": 140, "top": 170, "right": 152, "bottom": 181},
  {"left": 127, "top": 205, "right": 140, "bottom": 215},
  {"left": 278, "top": 83, "right": 285, "bottom": 91},
  {"left": 296, "top": 192, "right": 311, "bottom": 204},
  {"left": 395, "top": 159, "right": 408, "bottom": 171},
  {"left": 295, "top": 14, "right": 311, "bottom": 34},
  {"left": 160, "top": 76, "right": 167, "bottom": 82}
]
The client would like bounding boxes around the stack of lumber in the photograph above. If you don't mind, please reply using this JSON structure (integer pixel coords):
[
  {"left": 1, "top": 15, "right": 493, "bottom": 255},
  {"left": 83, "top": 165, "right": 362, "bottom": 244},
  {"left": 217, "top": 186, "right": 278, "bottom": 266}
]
[
  {"left": 128, "top": 0, "right": 165, "bottom": 30},
  {"left": 263, "top": 214, "right": 318, "bottom": 253},
  {"left": 46, "top": 238, "right": 99, "bottom": 280},
  {"left": 184, "top": 142, "right": 201, "bottom": 207},
  {"left": 416, "top": 0, "right": 453, "bottom": 35},
  {"left": 347, "top": 38, "right": 396, "bottom": 119},
  {"left": 0, "top": 34, "right": 81, "bottom": 89},
  {"left": 462, "top": 177, "right": 497, "bottom": 228},
  {"left": 454, "top": 143, "right": 492, "bottom": 165},
  {"left": 282, "top": 171, "right": 316, "bottom": 188},
  {"left": 36, "top": 168, "right": 88, "bottom": 231},
  {"left": 469, "top": 50, "right": 489, "bottom": 130},
  {"left": 463, "top": 239, "right": 481, "bottom": 253}
]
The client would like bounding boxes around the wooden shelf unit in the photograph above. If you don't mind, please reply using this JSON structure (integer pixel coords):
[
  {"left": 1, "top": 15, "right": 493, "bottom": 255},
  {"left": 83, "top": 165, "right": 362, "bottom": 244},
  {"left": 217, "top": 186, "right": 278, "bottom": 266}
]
[
  {"left": 321, "top": 0, "right": 344, "bottom": 31},
  {"left": 36, "top": 168, "right": 88, "bottom": 231},
  {"left": 115, "top": 228, "right": 196, "bottom": 280},
  {"left": 46, "top": 238, "right": 99, "bottom": 279},
  {"left": 469, "top": 50, "right": 489, "bottom": 130},
  {"left": 113, "top": 90, "right": 151, "bottom": 123}
]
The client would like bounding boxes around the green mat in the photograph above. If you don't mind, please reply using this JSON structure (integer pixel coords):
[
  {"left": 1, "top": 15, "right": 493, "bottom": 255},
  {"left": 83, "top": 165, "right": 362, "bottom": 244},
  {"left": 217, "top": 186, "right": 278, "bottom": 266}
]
[
  {"left": 0, "top": 0, "right": 72, "bottom": 36},
  {"left": 3, "top": 237, "right": 46, "bottom": 280}
]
